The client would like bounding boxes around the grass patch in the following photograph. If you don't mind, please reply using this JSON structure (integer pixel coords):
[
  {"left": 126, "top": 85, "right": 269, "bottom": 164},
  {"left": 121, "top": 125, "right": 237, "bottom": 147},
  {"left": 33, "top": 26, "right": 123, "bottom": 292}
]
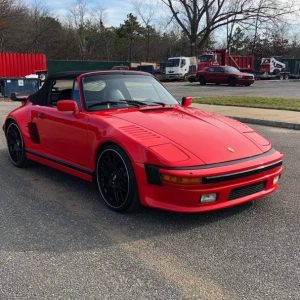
[{"left": 193, "top": 96, "right": 300, "bottom": 111}]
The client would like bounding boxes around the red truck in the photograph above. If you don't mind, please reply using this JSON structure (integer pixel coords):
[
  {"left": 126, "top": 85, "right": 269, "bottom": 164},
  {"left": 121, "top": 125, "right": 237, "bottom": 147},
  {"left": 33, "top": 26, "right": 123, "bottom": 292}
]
[{"left": 187, "top": 49, "right": 255, "bottom": 82}]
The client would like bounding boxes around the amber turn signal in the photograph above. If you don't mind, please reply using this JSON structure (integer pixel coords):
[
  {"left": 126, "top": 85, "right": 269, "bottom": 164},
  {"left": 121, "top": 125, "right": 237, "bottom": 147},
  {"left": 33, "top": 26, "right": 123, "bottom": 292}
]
[{"left": 161, "top": 174, "right": 202, "bottom": 185}]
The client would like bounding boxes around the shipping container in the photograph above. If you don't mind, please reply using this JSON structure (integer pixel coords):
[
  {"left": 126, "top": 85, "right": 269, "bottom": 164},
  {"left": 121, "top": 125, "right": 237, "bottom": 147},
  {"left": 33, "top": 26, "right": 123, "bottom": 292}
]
[
  {"left": 0, "top": 53, "right": 46, "bottom": 77},
  {"left": 281, "top": 58, "right": 300, "bottom": 75},
  {"left": 47, "top": 60, "right": 130, "bottom": 75}
]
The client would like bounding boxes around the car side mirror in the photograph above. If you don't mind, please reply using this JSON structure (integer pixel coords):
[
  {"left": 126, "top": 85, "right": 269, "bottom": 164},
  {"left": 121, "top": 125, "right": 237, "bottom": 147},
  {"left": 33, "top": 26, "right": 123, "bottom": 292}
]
[
  {"left": 10, "top": 92, "right": 29, "bottom": 102},
  {"left": 57, "top": 100, "right": 79, "bottom": 113},
  {"left": 181, "top": 96, "right": 193, "bottom": 107}
]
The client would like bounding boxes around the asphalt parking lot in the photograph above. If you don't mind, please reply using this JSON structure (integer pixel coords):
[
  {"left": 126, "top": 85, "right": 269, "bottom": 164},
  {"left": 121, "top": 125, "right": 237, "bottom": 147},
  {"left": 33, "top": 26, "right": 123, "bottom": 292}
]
[
  {"left": 0, "top": 95, "right": 299, "bottom": 299},
  {"left": 164, "top": 79, "right": 300, "bottom": 100}
]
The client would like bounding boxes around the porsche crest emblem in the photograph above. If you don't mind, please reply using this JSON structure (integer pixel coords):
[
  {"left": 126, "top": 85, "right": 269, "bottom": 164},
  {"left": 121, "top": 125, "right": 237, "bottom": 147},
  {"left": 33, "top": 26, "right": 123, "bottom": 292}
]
[{"left": 227, "top": 147, "right": 235, "bottom": 153}]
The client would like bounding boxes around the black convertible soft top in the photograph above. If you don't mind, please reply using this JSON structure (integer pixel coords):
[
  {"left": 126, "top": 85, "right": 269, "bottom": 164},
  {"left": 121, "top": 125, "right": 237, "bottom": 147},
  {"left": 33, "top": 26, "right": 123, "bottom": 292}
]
[{"left": 28, "top": 71, "right": 84, "bottom": 105}]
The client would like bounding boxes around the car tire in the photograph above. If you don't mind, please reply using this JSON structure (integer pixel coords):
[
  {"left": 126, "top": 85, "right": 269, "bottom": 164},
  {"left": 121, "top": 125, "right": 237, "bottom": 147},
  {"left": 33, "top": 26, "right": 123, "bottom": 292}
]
[
  {"left": 188, "top": 76, "right": 195, "bottom": 83},
  {"left": 6, "top": 121, "right": 27, "bottom": 167},
  {"left": 96, "top": 144, "right": 140, "bottom": 212},
  {"left": 199, "top": 77, "right": 206, "bottom": 85},
  {"left": 228, "top": 77, "right": 237, "bottom": 86}
]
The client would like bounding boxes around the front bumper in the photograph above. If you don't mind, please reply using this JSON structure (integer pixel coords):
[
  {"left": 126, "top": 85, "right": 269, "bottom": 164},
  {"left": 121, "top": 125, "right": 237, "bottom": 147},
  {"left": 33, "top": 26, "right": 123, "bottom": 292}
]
[
  {"left": 186, "top": 74, "right": 196, "bottom": 82},
  {"left": 237, "top": 78, "right": 255, "bottom": 85},
  {"left": 165, "top": 74, "right": 185, "bottom": 80},
  {"left": 134, "top": 149, "right": 283, "bottom": 213}
]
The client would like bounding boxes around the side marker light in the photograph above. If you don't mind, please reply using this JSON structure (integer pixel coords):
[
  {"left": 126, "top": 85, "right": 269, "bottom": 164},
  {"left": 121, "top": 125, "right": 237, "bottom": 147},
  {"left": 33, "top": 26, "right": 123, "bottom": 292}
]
[{"left": 273, "top": 176, "right": 280, "bottom": 185}]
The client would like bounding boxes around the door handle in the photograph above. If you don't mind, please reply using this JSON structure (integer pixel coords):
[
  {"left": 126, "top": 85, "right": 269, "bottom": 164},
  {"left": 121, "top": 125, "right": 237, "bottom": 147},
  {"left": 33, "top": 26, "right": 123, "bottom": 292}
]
[{"left": 37, "top": 113, "right": 46, "bottom": 119}]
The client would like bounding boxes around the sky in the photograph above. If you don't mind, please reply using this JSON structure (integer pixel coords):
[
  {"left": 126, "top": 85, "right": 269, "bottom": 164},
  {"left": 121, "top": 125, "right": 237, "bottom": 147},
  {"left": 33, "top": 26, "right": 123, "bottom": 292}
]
[{"left": 23, "top": 0, "right": 161, "bottom": 27}]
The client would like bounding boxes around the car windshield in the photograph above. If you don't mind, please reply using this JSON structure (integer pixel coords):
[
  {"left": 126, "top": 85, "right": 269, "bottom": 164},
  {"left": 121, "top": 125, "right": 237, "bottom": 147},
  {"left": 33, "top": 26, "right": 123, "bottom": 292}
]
[
  {"left": 166, "top": 59, "right": 180, "bottom": 67},
  {"left": 82, "top": 74, "right": 179, "bottom": 110},
  {"left": 199, "top": 55, "right": 214, "bottom": 62},
  {"left": 225, "top": 66, "right": 240, "bottom": 74}
]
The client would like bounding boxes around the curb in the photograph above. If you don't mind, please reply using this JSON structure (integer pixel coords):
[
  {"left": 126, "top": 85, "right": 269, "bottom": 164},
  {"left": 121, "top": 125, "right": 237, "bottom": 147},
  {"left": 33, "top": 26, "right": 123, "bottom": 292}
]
[
  {"left": 229, "top": 116, "right": 300, "bottom": 131},
  {"left": 192, "top": 104, "right": 300, "bottom": 131}
]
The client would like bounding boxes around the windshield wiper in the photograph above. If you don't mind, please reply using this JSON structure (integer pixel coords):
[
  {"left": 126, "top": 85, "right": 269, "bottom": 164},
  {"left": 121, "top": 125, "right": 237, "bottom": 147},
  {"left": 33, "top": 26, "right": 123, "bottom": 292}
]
[
  {"left": 88, "top": 100, "right": 143, "bottom": 109},
  {"left": 123, "top": 99, "right": 167, "bottom": 107},
  {"left": 87, "top": 99, "right": 168, "bottom": 109},
  {"left": 120, "top": 100, "right": 147, "bottom": 106},
  {"left": 144, "top": 101, "right": 166, "bottom": 107}
]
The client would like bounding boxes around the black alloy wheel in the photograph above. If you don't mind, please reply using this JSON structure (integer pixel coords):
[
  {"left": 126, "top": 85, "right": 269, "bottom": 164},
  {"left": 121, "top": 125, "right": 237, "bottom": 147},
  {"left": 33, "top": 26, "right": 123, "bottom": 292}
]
[
  {"left": 228, "top": 77, "right": 237, "bottom": 86},
  {"left": 96, "top": 144, "right": 139, "bottom": 212},
  {"left": 6, "top": 122, "right": 27, "bottom": 167},
  {"left": 199, "top": 77, "right": 206, "bottom": 85}
]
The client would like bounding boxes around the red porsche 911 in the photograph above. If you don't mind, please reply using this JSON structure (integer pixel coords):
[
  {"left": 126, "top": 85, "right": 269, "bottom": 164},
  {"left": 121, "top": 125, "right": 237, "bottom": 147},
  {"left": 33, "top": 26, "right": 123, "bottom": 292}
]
[{"left": 3, "top": 71, "right": 283, "bottom": 213}]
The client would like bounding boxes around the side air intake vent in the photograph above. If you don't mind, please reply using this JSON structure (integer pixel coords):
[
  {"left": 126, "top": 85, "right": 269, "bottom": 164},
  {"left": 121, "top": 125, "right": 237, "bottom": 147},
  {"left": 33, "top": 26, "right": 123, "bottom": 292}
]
[{"left": 120, "top": 125, "right": 161, "bottom": 141}]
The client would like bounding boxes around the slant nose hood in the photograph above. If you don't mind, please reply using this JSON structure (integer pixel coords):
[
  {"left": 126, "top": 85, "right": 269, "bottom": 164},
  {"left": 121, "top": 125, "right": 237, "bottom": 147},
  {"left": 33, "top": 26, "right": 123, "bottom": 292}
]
[{"left": 114, "top": 107, "right": 266, "bottom": 164}]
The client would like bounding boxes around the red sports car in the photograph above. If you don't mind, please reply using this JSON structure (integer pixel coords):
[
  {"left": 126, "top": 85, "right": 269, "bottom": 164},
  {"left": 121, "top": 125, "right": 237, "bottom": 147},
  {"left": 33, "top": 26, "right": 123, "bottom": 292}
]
[
  {"left": 3, "top": 71, "right": 283, "bottom": 213},
  {"left": 197, "top": 66, "right": 255, "bottom": 86}
]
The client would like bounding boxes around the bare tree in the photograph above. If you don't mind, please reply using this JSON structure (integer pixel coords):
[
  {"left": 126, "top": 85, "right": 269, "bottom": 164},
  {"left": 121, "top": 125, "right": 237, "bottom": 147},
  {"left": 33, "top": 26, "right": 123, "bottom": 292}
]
[
  {"left": 0, "top": 0, "right": 20, "bottom": 23},
  {"left": 69, "top": 0, "right": 88, "bottom": 59},
  {"left": 0, "top": 0, "right": 14, "bottom": 49},
  {"left": 92, "top": 8, "right": 112, "bottom": 60},
  {"left": 25, "top": 1, "right": 49, "bottom": 52},
  {"left": 161, "top": 0, "right": 298, "bottom": 56},
  {"left": 0, "top": 0, "right": 27, "bottom": 51},
  {"left": 133, "top": 0, "right": 156, "bottom": 61}
]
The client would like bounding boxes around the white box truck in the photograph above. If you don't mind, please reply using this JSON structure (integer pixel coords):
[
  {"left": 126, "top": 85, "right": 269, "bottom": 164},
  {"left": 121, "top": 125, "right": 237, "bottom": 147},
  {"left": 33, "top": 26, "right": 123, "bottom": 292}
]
[{"left": 165, "top": 56, "right": 197, "bottom": 80}]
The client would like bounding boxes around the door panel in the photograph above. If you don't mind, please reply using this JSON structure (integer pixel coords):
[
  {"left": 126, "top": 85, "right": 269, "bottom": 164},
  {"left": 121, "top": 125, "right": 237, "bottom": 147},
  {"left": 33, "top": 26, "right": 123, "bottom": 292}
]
[
  {"left": 33, "top": 106, "right": 90, "bottom": 168},
  {"left": 214, "top": 67, "right": 225, "bottom": 83},
  {"left": 205, "top": 68, "right": 215, "bottom": 83}
]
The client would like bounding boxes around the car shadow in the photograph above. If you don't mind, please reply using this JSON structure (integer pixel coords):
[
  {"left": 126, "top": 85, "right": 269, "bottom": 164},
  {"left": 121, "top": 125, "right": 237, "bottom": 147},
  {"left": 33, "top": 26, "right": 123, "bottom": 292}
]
[{"left": 0, "top": 149, "right": 257, "bottom": 254}]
